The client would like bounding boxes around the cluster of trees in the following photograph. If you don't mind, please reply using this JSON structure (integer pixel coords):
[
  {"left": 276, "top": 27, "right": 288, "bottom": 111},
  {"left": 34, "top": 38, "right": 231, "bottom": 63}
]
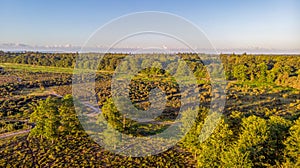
[
  {"left": 1, "top": 52, "right": 300, "bottom": 167},
  {"left": 0, "top": 70, "right": 73, "bottom": 134},
  {"left": 29, "top": 95, "right": 82, "bottom": 142},
  {"left": 100, "top": 85, "right": 300, "bottom": 167},
  {"left": 2, "top": 51, "right": 300, "bottom": 88},
  {"left": 0, "top": 51, "right": 75, "bottom": 67},
  {"left": 1, "top": 90, "right": 299, "bottom": 167},
  {"left": 181, "top": 109, "right": 300, "bottom": 167},
  {"left": 95, "top": 89, "right": 300, "bottom": 167},
  {"left": 221, "top": 54, "right": 300, "bottom": 89},
  {"left": 1, "top": 95, "right": 195, "bottom": 167}
]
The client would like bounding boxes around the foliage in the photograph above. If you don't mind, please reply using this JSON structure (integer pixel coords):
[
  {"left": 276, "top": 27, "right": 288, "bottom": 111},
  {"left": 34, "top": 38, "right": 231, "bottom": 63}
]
[
  {"left": 29, "top": 95, "right": 82, "bottom": 141},
  {"left": 283, "top": 117, "right": 300, "bottom": 167},
  {"left": 1, "top": 52, "right": 300, "bottom": 167}
]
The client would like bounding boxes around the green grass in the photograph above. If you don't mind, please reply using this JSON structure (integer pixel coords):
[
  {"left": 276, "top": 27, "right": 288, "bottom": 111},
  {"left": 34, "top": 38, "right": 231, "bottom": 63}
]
[
  {"left": 234, "top": 80, "right": 299, "bottom": 91},
  {"left": 0, "top": 63, "right": 75, "bottom": 74},
  {"left": 0, "top": 63, "right": 113, "bottom": 74}
]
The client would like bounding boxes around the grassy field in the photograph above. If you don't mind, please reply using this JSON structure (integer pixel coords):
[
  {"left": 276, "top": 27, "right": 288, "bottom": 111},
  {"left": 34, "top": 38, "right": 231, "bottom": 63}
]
[
  {"left": 0, "top": 63, "right": 75, "bottom": 74},
  {"left": 0, "top": 63, "right": 114, "bottom": 74}
]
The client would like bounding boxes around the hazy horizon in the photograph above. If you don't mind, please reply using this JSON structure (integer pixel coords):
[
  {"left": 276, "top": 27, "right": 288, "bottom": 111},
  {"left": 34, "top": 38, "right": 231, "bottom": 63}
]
[{"left": 1, "top": 44, "right": 299, "bottom": 54}]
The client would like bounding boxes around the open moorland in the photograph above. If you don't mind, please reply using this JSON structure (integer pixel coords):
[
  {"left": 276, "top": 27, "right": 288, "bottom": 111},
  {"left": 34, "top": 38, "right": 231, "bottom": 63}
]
[{"left": 0, "top": 52, "right": 300, "bottom": 167}]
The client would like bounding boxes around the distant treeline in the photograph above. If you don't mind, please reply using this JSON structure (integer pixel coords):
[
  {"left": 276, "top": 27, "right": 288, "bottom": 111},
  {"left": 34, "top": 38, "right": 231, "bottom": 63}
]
[{"left": 1, "top": 51, "right": 300, "bottom": 88}]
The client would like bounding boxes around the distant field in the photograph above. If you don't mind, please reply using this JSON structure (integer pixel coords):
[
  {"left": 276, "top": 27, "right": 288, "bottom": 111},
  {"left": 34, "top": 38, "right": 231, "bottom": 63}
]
[
  {"left": 0, "top": 63, "right": 113, "bottom": 74},
  {"left": 0, "top": 63, "right": 75, "bottom": 74}
]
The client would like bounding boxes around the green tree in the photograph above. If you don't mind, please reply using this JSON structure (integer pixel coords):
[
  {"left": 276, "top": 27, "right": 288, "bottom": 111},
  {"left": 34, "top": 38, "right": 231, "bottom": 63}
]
[
  {"left": 100, "top": 98, "right": 135, "bottom": 132},
  {"left": 194, "top": 66, "right": 207, "bottom": 79},
  {"left": 221, "top": 146, "right": 253, "bottom": 168},
  {"left": 236, "top": 115, "right": 269, "bottom": 167},
  {"left": 283, "top": 118, "right": 300, "bottom": 167},
  {"left": 166, "top": 61, "right": 178, "bottom": 75},
  {"left": 58, "top": 95, "right": 82, "bottom": 135},
  {"left": 258, "top": 62, "right": 267, "bottom": 82},
  {"left": 129, "top": 58, "right": 139, "bottom": 72},
  {"left": 101, "top": 98, "right": 122, "bottom": 130},
  {"left": 141, "top": 59, "right": 152, "bottom": 73},
  {"left": 29, "top": 95, "right": 81, "bottom": 142},
  {"left": 118, "top": 60, "right": 129, "bottom": 72},
  {"left": 195, "top": 118, "right": 234, "bottom": 167},
  {"left": 266, "top": 70, "right": 276, "bottom": 83},
  {"left": 233, "top": 64, "right": 248, "bottom": 81},
  {"left": 30, "top": 97, "right": 60, "bottom": 142},
  {"left": 175, "top": 60, "right": 190, "bottom": 77},
  {"left": 151, "top": 61, "right": 163, "bottom": 74},
  {"left": 267, "top": 116, "right": 292, "bottom": 164}
]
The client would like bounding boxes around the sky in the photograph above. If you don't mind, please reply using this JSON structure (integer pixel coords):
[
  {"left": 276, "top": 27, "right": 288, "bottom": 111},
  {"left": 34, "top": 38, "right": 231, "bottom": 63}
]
[{"left": 0, "top": 0, "right": 299, "bottom": 53}]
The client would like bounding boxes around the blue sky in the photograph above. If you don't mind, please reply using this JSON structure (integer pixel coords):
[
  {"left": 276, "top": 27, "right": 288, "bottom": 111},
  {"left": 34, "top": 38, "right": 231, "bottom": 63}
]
[{"left": 0, "top": 0, "right": 299, "bottom": 53}]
